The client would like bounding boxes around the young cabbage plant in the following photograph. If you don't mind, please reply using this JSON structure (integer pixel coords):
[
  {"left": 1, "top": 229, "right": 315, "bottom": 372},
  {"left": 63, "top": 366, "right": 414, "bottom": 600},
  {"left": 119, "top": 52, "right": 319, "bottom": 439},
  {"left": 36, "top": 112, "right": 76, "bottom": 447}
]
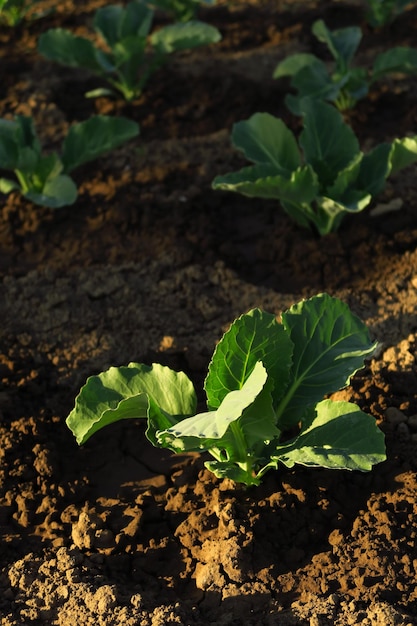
[
  {"left": 38, "top": 0, "right": 221, "bottom": 101},
  {"left": 364, "top": 0, "right": 416, "bottom": 27},
  {"left": 147, "top": 0, "right": 216, "bottom": 22},
  {"left": 66, "top": 294, "right": 386, "bottom": 487},
  {"left": 0, "top": 115, "right": 139, "bottom": 208},
  {"left": 212, "top": 99, "right": 417, "bottom": 235},
  {"left": 0, "top": 0, "right": 48, "bottom": 26},
  {"left": 274, "top": 19, "right": 417, "bottom": 112}
]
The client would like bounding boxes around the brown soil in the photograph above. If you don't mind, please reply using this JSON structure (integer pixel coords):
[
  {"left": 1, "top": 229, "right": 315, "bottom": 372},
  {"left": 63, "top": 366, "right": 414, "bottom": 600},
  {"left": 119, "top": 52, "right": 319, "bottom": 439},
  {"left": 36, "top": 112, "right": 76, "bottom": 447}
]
[{"left": 2, "top": 0, "right": 417, "bottom": 624}]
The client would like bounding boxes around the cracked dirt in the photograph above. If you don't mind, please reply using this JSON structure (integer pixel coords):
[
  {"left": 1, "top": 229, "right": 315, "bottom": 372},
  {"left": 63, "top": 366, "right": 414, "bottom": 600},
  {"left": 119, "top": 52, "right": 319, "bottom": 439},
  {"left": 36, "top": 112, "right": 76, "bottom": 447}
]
[{"left": 2, "top": 0, "right": 417, "bottom": 624}]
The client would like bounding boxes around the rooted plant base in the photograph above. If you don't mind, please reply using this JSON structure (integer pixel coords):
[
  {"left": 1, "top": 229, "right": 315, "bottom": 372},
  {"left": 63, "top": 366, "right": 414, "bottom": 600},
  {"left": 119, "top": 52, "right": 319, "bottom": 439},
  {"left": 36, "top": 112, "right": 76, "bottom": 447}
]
[{"left": 2, "top": 1, "right": 417, "bottom": 624}]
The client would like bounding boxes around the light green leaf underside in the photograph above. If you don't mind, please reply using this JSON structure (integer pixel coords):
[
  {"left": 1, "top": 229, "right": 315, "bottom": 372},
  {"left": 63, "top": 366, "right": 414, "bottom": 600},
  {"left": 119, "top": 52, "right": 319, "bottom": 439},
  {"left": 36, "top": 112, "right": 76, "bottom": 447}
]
[
  {"left": 151, "top": 21, "right": 221, "bottom": 54},
  {"left": 66, "top": 362, "right": 196, "bottom": 445},
  {"left": 24, "top": 174, "right": 77, "bottom": 208},
  {"left": 212, "top": 164, "right": 319, "bottom": 204},
  {"left": 160, "top": 361, "right": 268, "bottom": 446}
]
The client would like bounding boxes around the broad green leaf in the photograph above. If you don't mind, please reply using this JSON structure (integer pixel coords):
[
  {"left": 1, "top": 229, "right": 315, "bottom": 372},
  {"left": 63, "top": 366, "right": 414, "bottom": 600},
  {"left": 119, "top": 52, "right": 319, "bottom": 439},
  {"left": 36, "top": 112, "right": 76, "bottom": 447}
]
[
  {"left": 273, "top": 53, "right": 326, "bottom": 79},
  {"left": 94, "top": 2, "right": 153, "bottom": 46},
  {"left": 20, "top": 153, "right": 63, "bottom": 191},
  {"left": 277, "top": 294, "right": 377, "bottom": 428},
  {"left": 299, "top": 99, "right": 360, "bottom": 187},
  {"left": 312, "top": 20, "right": 362, "bottom": 68},
  {"left": 120, "top": 0, "right": 154, "bottom": 38},
  {"left": 112, "top": 37, "right": 147, "bottom": 69},
  {"left": 275, "top": 55, "right": 336, "bottom": 114},
  {"left": 274, "top": 400, "right": 386, "bottom": 471},
  {"left": 314, "top": 192, "right": 371, "bottom": 234},
  {"left": 108, "top": 36, "right": 148, "bottom": 99},
  {"left": 0, "top": 118, "right": 20, "bottom": 169},
  {"left": 204, "top": 391, "right": 280, "bottom": 473},
  {"left": 24, "top": 174, "right": 78, "bottom": 208},
  {"left": 67, "top": 362, "right": 197, "bottom": 445},
  {"left": 318, "top": 192, "right": 371, "bottom": 216},
  {"left": 372, "top": 47, "right": 417, "bottom": 80},
  {"left": 0, "top": 177, "right": 19, "bottom": 193},
  {"left": 38, "top": 29, "right": 104, "bottom": 74},
  {"left": 93, "top": 5, "right": 125, "bottom": 47},
  {"left": 61, "top": 115, "right": 139, "bottom": 173},
  {"left": 16, "top": 146, "right": 40, "bottom": 176},
  {"left": 280, "top": 199, "right": 319, "bottom": 230},
  {"left": 237, "top": 376, "right": 280, "bottom": 452},
  {"left": 389, "top": 136, "right": 417, "bottom": 175},
  {"left": 158, "top": 361, "right": 268, "bottom": 449},
  {"left": 16, "top": 115, "right": 41, "bottom": 153},
  {"left": 150, "top": 20, "right": 221, "bottom": 54},
  {"left": 94, "top": 49, "right": 117, "bottom": 73},
  {"left": 231, "top": 112, "right": 301, "bottom": 171},
  {"left": 343, "top": 67, "right": 368, "bottom": 102},
  {"left": 289, "top": 62, "right": 336, "bottom": 99},
  {"left": 204, "top": 309, "right": 293, "bottom": 409},
  {"left": 325, "top": 152, "right": 363, "bottom": 199},
  {"left": 213, "top": 163, "right": 319, "bottom": 204},
  {"left": 356, "top": 142, "right": 392, "bottom": 196}
]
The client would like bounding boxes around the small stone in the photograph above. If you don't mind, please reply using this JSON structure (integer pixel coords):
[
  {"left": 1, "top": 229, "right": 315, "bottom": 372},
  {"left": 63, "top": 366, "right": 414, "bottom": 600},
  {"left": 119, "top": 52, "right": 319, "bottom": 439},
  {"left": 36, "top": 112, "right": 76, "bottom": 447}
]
[
  {"left": 385, "top": 407, "right": 407, "bottom": 425},
  {"left": 397, "top": 422, "right": 410, "bottom": 442},
  {"left": 93, "top": 529, "right": 116, "bottom": 550}
]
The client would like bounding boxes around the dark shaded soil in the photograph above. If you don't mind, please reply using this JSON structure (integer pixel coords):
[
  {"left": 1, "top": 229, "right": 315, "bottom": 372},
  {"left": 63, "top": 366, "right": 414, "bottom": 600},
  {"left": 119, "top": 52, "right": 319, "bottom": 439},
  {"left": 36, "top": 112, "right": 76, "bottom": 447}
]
[{"left": 3, "top": 0, "right": 417, "bottom": 623}]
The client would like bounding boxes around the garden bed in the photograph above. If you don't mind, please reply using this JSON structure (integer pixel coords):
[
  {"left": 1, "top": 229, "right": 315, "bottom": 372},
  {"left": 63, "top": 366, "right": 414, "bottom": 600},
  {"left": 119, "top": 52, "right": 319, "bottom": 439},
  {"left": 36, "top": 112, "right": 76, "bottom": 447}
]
[{"left": 2, "top": 0, "right": 417, "bottom": 623}]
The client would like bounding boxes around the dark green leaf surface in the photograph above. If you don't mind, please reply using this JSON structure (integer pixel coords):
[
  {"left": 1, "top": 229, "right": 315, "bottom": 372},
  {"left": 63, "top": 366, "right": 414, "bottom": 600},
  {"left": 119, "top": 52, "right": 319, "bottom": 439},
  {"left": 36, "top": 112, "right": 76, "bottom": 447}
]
[
  {"left": 204, "top": 309, "right": 293, "bottom": 409},
  {"left": 38, "top": 29, "right": 103, "bottom": 73},
  {"left": 299, "top": 100, "right": 360, "bottom": 186},
  {"left": 24, "top": 174, "right": 77, "bottom": 208},
  {"left": 231, "top": 112, "right": 301, "bottom": 171},
  {"left": 277, "top": 294, "right": 377, "bottom": 428},
  {"left": 372, "top": 46, "right": 417, "bottom": 79},
  {"left": 312, "top": 20, "right": 362, "bottom": 67},
  {"left": 61, "top": 115, "right": 139, "bottom": 173},
  {"left": 212, "top": 164, "right": 319, "bottom": 203}
]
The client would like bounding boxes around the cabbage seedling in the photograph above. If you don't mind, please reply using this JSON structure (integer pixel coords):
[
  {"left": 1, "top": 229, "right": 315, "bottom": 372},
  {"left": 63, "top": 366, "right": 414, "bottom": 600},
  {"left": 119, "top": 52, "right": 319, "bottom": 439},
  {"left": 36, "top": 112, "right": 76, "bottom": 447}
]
[
  {"left": 274, "top": 19, "right": 417, "bottom": 113},
  {"left": 0, "top": 115, "right": 139, "bottom": 208},
  {"left": 364, "top": 0, "right": 416, "bottom": 27},
  {"left": 66, "top": 294, "right": 386, "bottom": 487},
  {"left": 212, "top": 99, "right": 417, "bottom": 235},
  {"left": 38, "top": 0, "right": 221, "bottom": 101},
  {"left": 147, "top": 0, "right": 216, "bottom": 22},
  {"left": 0, "top": 0, "right": 49, "bottom": 26}
]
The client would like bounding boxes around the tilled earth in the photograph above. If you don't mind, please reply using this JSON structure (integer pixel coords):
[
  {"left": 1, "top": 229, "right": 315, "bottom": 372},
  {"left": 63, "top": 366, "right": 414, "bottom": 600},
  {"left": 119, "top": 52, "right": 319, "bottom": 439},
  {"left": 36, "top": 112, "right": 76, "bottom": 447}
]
[{"left": 2, "top": 0, "right": 417, "bottom": 624}]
